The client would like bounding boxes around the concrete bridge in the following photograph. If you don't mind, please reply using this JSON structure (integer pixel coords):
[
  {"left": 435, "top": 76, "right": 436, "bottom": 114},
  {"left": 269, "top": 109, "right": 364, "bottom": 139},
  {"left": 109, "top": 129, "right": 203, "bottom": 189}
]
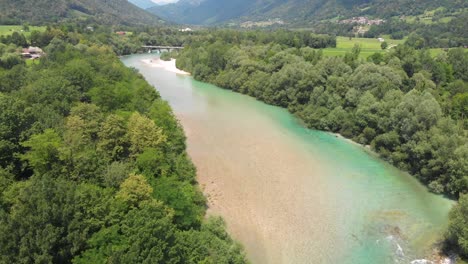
[{"left": 142, "top": 46, "right": 184, "bottom": 53}]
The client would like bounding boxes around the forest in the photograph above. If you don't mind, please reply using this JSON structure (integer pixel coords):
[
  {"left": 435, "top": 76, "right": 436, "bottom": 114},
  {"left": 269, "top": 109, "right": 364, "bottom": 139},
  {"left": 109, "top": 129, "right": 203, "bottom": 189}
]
[
  {"left": 0, "top": 0, "right": 163, "bottom": 26},
  {"left": 0, "top": 27, "right": 247, "bottom": 263},
  {"left": 89, "top": 27, "right": 337, "bottom": 57},
  {"left": 174, "top": 32, "right": 468, "bottom": 258}
]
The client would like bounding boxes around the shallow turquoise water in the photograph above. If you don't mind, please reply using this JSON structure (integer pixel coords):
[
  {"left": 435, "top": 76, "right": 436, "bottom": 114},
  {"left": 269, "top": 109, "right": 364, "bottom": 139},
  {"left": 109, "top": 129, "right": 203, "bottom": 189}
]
[{"left": 122, "top": 54, "right": 453, "bottom": 264}]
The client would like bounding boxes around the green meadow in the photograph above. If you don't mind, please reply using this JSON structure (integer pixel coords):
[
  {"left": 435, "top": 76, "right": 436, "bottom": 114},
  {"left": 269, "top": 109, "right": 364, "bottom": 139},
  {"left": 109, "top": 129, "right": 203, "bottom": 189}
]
[
  {"left": 322, "top": 36, "right": 404, "bottom": 58},
  {"left": 0, "top": 25, "right": 46, "bottom": 37}
]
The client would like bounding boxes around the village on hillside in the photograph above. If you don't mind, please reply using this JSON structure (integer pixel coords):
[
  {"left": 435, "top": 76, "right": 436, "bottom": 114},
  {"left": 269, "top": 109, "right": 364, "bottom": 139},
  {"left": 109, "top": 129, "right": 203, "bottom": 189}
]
[{"left": 339, "top": 16, "right": 385, "bottom": 25}]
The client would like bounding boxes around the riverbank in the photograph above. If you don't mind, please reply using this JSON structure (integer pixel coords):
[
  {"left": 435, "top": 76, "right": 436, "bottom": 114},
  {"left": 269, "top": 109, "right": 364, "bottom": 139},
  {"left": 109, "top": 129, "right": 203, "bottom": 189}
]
[
  {"left": 123, "top": 54, "right": 453, "bottom": 264},
  {"left": 141, "top": 58, "right": 190, "bottom": 75}
]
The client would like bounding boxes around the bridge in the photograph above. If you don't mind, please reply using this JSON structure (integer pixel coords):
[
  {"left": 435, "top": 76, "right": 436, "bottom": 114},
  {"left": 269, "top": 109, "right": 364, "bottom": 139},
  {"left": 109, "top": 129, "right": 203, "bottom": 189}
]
[{"left": 142, "top": 46, "right": 184, "bottom": 53}]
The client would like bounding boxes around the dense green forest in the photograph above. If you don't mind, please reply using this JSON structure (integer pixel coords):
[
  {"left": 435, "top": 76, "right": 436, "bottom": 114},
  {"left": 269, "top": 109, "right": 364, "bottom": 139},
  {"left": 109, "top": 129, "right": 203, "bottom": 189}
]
[
  {"left": 0, "top": 28, "right": 247, "bottom": 263},
  {"left": 0, "top": 0, "right": 163, "bottom": 26},
  {"left": 174, "top": 32, "right": 468, "bottom": 257},
  {"left": 88, "top": 27, "right": 336, "bottom": 56}
]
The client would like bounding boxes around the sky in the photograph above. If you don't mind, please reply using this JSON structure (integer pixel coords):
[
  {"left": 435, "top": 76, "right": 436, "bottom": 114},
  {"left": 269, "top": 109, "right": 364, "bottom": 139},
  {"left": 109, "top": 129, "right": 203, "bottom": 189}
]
[{"left": 151, "top": 0, "right": 179, "bottom": 4}]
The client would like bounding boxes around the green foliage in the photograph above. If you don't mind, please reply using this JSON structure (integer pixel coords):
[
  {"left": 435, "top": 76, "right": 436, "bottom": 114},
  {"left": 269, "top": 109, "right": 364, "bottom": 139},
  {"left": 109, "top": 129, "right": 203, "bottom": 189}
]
[
  {"left": 381, "top": 41, "right": 388, "bottom": 50},
  {"left": 73, "top": 198, "right": 177, "bottom": 264},
  {"left": 176, "top": 217, "right": 247, "bottom": 264},
  {"left": 0, "top": 93, "right": 32, "bottom": 171},
  {"left": 101, "top": 161, "right": 131, "bottom": 188},
  {"left": 149, "top": 99, "right": 187, "bottom": 154},
  {"left": 20, "top": 129, "right": 63, "bottom": 175},
  {"left": 0, "top": 176, "right": 112, "bottom": 263},
  {"left": 0, "top": 53, "right": 24, "bottom": 69},
  {"left": 160, "top": 51, "right": 178, "bottom": 61},
  {"left": 447, "top": 194, "right": 468, "bottom": 258},
  {"left": 150, "top": 176, "right": 205, "bottom": 229},
  {"left": 177, "top": 33, "right": 468, "bottom": 197},
  {"left": 98, "top": 114, "right": 129, "bottom": 161},
  {"left": 116, "top": 173, "right": 153, "bottom": 208},
  {"left": 0, "top": 0, "right": 163, "bottom": 26},
  {"left": 136, "top": 148, "right": 171, "bottom": 177},
  {"left": 0, "top": 31, "right": 28, "bottom": 47},
  {"left": 448, "top": 48, "right": 468, "bottom": 81},
  {"left": 365, "top": 12, "right": 468, "bottom": 49},
  {"left": 0, "top": 27, "right": 247, "bottom": 264},
  {"left": 127, "top": 112, "right": 167, "bottom": 156}
]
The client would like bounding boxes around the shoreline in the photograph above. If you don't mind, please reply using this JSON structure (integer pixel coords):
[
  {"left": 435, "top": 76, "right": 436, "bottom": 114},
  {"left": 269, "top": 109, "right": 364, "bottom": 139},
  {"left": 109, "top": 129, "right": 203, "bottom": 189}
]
[
  {"left": 168, "top": 60, "right": 455, "bottom": 262},
  {"left": 141, "top": 57, "right": 190, "bottom": 75},
  {"left": 331, "top": 132, "right": 373, "bottom": 152},
  {"left": 123, "top": 54, "right": 455, "bottom": 264}
]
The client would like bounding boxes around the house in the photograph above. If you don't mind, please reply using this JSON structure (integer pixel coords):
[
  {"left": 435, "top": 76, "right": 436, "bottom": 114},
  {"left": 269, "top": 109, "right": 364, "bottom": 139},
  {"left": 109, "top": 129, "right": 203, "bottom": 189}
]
[
  {"left": 116, "top": 31, "right": 126, "bottom": 35},
  {"left": 378, "top": 37, "right": 385, "bottom": 42},
  {"left": 86, "top": 26, "right": 94, "bottom": 32},
  {"left": 340, "top": 17, "right": 385, "bottom": 26},
  {"left": 21, "top": 46, "right": 44, "bottom": 59},
  {"left": 179, "top": 28, "right": 192, "bottom": 32}
]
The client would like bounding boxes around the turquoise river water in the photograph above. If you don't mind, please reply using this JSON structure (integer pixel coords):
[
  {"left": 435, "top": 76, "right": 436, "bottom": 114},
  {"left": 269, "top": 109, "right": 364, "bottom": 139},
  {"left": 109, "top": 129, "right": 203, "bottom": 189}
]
[{"left": 122, "top": 54, "right": 453, "bottom": 264}]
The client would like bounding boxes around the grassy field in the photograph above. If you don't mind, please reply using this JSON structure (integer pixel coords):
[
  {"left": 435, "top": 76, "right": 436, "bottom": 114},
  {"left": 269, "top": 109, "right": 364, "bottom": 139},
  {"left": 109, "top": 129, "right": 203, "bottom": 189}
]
[
  {"left": 0, "top": 25, "right": 47, "bottom": 37},
  {"left": 400, "top": 7, "right": 463, "bottom": 25},
  {"left": 25, "top": 59, "right": 41, "bottom": 67},
  {"left": 336, "top": 36, "right": 404, "bottom": 49},
  {"left": 322, "top": 36, "right": 405, "bottom": 58}
]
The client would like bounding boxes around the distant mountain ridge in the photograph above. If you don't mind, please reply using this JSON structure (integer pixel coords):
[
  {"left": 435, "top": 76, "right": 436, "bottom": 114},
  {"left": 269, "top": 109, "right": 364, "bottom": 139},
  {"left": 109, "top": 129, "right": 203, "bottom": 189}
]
[
  {"left": 0, "top": 0, "right": 164, "bottom": 26},
  {"left": 148, "top": 0, "right": 467, "bottom": 25}
]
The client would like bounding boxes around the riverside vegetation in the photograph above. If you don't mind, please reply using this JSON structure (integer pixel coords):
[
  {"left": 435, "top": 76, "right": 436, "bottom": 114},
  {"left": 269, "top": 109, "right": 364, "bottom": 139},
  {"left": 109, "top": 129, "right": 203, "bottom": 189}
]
[
  {"left": 0, "top": 23, "right": 467, "bottom": 261},
  {"left": 0, "top": 28, "right": 247, "bottom": 263},
  {"left": 174, "top": 32, "right": 468, "bottom": 259}
]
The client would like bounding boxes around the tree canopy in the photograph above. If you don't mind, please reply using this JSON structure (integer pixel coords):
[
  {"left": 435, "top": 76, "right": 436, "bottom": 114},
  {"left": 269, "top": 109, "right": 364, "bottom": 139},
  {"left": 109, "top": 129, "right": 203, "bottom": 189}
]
[{"left": 0, "top": 27, "right": 247, "bottom": 264}]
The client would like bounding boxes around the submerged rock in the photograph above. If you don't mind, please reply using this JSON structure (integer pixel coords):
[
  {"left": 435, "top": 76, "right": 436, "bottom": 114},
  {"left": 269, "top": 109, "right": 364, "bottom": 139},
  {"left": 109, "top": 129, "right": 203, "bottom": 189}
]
[{"left": 410, "top": 260, "right": 434, "bottom": 264}]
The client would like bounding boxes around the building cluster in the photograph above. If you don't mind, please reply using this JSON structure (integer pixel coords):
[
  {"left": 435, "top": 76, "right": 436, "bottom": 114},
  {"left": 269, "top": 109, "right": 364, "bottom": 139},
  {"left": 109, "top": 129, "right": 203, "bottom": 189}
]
[
  {"left": 179, "top": 28, "right": 193, "bottom": 32},
  {"left": 340, "top": 16, "right": 385, "bottom": 25},
  {"left": 21, "top": 46, "right": 44, "bottom": 59},
  {"left": 240, "top": 19, "right": 285, "bottom": 28}
]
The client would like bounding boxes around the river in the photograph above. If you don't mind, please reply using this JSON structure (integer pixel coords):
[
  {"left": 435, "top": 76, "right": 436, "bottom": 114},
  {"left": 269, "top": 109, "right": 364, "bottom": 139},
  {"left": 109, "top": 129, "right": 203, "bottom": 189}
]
[{"left": 122, "top": 54, "right": 453, "bottom": 264}]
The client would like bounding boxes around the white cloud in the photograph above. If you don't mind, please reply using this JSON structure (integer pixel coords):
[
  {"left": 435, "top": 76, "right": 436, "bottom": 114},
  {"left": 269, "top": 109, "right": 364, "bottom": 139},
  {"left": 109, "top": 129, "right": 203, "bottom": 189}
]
[{"left": 151, "top": 0, "right": 179, "bottom": 4}]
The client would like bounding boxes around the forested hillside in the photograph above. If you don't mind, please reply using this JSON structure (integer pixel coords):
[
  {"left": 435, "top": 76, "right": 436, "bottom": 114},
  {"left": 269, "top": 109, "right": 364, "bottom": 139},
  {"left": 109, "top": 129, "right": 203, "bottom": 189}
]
[
  {"left": 148, "top": 0, "right": 467, "bottom": 25},
  {"left": 0, "top": 27, "right": 247, "bottom": 263},
  {"left": 0, "top": 0, "right": 163, "bottom": 26}
]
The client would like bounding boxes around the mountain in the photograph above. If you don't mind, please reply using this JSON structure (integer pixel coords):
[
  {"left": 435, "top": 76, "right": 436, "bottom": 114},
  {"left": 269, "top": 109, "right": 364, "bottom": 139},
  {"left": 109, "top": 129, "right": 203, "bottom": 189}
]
[
  {"left": 0, "top": 0, "right": 163, "bottom": 26},
  {"left": 128, "top": 0, "right": 158, "bottom": 9},
  {"left": 148, "top": 0, "right": 254, "bottom": 25},
  {"left": 148, "top": 0, "right": 467, "bottom": 25}
]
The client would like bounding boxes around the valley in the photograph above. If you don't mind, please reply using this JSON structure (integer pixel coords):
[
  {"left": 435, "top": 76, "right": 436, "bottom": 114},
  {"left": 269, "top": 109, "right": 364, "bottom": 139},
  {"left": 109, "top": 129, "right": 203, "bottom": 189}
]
[{"left": 0, "top": 0, "right": 466, "bottom": 263}]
